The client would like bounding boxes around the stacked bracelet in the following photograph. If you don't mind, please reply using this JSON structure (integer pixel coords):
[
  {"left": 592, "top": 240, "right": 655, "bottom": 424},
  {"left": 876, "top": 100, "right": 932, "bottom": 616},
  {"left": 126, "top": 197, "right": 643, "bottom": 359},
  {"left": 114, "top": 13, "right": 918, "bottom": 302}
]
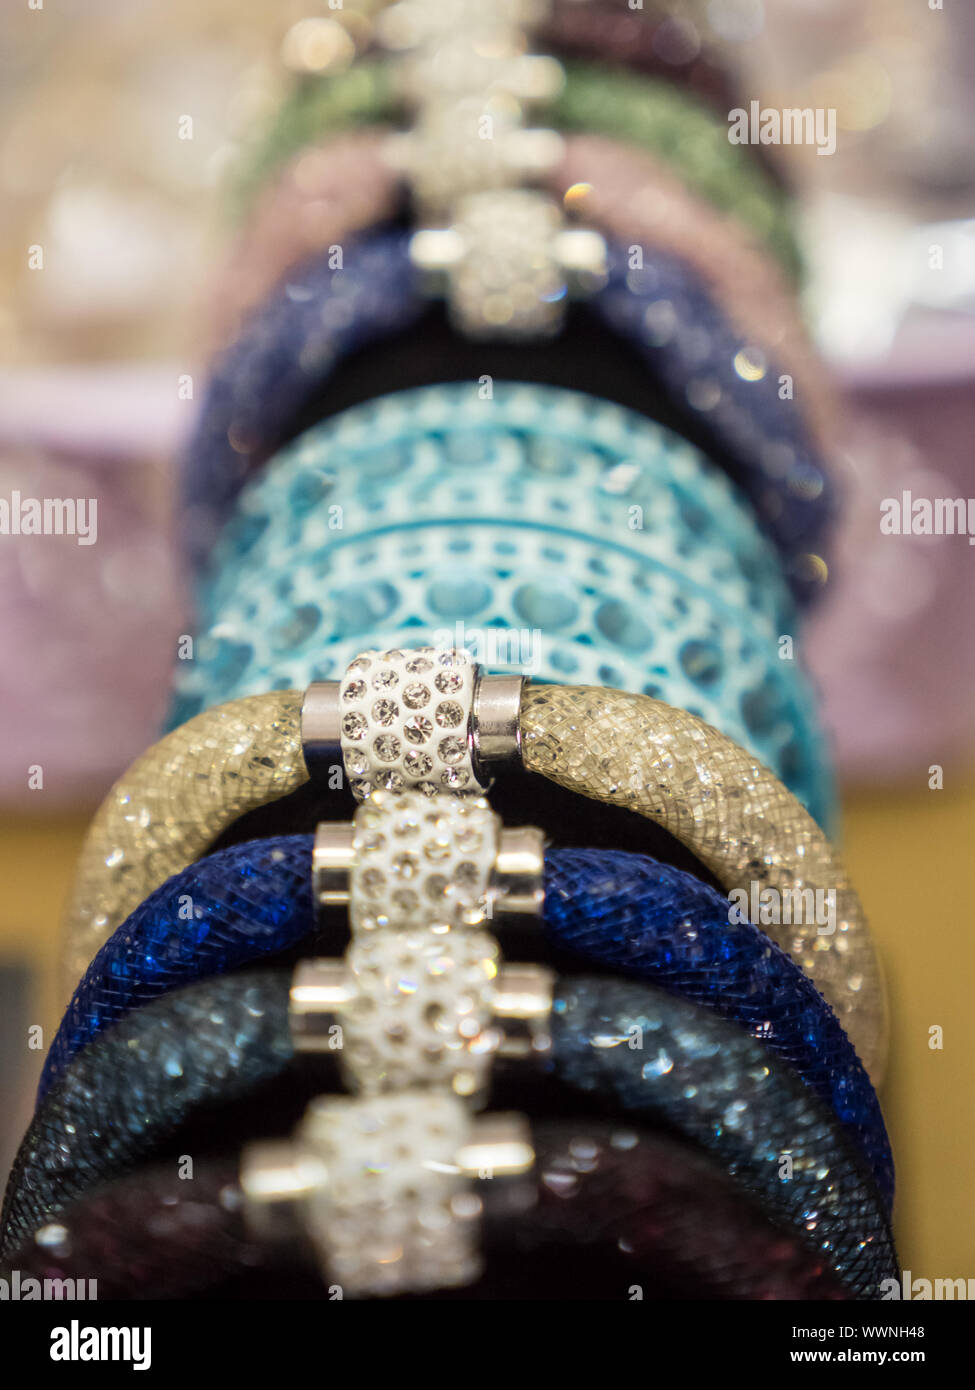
[
  {"left": 233, "top": 59, "right": 798, "bottom": 278},
  {"left": 173, "top": 383, "right": 832, "bottom": 825},
  {"left": 2, "top": 965, "right": 896, "bottom": 1296},
  {"left": 12, "top": 0, "right": 894, "bottom": 1308},
  {"left": 43, "top": 829, "right": 893, "bottom": 1208},
  {"left": 210, "top": 133, "right": 831, "bottom": 457},
  {"left": 59, "top": 651, "right": 885, "bottom": 1082},
  {"left": 183, "top": 235, "right": 834, "bottom": 601}
]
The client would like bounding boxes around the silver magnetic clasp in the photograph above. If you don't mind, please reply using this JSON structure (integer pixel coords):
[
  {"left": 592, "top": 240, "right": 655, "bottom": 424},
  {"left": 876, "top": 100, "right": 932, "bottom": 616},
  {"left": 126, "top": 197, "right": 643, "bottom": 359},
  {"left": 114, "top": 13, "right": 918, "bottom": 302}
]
[
  {"left": 301, "top": 651, "right": 528, "bottom": 798},
  {"left": 410, "top": 189, "right": 608, "bottom": 340},
  {"left": 240, "top": 1093, "right": 535, "bottom": 1297},
  {"left": 310, "top": 818, "right": 544, "bottom": 915},
  {"left": 288, "top": 956, "right": 554, "bottom": 1068}
]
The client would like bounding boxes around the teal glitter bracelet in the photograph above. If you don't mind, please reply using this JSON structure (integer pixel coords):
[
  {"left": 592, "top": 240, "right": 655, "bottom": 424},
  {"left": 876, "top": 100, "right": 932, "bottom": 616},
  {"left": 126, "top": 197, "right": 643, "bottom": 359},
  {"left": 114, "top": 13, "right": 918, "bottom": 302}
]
[
  {"left": 231, "top": 59, "right": 800, "bottom": 279},
  {"left": 169, "top": 383, "right": 835, "bottom": 828}
]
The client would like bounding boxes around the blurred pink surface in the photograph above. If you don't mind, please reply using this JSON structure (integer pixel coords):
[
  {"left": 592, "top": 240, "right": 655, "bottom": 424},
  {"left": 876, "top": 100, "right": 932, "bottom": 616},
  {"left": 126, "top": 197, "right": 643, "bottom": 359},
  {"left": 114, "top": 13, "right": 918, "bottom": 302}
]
[
  {"left": 0, "top": 368, "right": 189, "bottom": 806},
  {"left": 807, "top": 376, "right": 975, "bottom": 781}
]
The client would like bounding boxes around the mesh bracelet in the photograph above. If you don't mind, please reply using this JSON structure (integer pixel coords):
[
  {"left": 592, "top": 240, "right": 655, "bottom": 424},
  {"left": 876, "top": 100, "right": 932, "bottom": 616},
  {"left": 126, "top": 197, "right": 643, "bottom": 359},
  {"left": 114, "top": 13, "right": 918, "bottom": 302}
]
[
  {"left": 43, "top": 833, "right": 892, "bottom": 1208},
  {"left": 0, "top": 1124, "right": 849, "bottom": 1301},
  {"left": 58, "top": 672, "right": 884, "bottom": 1081},
  {"left": 208, "top": 132, "right": 830, "bottom": 456},
  {"left": 3, "top": 968, "right": 896, "bottom": 1295},
  {"left": 183, "top": 235, "right": 834, "bottom": 602},
  {"left": 232, "top": 59, "right": 799, "bottom": 279}
]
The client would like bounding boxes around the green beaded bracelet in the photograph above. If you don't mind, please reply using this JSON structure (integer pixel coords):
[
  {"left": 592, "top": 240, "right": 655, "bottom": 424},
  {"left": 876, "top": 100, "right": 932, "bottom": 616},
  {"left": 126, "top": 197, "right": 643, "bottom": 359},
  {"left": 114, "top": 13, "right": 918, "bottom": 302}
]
[{"left": 232, "top": 59, "right": 800, "bottom": 280}]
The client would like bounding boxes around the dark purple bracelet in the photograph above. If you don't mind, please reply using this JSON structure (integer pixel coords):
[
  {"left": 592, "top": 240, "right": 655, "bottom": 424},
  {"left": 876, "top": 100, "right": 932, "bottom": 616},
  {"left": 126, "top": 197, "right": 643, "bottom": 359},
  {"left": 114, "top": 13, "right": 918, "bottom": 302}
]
[
  {"left": 541, "top": 0, "right": 740, "bottom": 116},
  {"left": 1, "top": 1124, "right": 848, "bottom": 1301}
]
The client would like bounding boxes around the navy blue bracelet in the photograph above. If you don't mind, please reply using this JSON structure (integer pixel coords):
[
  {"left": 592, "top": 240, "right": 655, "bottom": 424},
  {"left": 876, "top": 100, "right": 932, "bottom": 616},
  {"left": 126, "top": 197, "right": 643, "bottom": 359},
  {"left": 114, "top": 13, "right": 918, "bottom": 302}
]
[
  {"left": 41, "top": 834, "right": 893, "bottom": 1211},
  {"left": 8, "top": 968, "right": 896, "bottom": 1296},
  {"left": 182, "top": 230, "right": 834, "bottom": 602}
]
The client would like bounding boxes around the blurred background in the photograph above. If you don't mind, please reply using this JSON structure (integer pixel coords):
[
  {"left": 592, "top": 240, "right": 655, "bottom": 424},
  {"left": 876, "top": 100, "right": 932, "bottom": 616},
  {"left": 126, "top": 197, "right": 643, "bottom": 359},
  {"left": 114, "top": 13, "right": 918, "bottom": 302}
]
[{"left": 1, "top": 0, "right": 973, "bottom": 1279}]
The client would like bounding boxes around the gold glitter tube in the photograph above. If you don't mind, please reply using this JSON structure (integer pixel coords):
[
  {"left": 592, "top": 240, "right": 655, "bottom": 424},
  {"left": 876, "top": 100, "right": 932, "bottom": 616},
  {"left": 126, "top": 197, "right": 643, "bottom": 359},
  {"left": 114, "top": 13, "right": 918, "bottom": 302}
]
[
  {"left": 520, "top": 684, "right": 888, "bottom": 1083},
  {"left": 58, "top": 693, "right": 308, "bottom": 1003}
]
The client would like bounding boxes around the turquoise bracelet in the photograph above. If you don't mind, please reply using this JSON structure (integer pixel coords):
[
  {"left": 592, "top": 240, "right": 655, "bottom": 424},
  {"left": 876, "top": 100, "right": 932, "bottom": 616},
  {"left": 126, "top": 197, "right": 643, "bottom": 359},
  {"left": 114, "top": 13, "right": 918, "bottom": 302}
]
[{"left": 170, "top": 383, "right": 835, "bottom": 828}]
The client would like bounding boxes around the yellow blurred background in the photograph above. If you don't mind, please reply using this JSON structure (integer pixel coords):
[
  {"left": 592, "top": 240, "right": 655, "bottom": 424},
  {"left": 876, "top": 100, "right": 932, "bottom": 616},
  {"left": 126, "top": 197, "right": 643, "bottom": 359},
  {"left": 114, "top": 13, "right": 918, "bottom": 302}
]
[{"left": 1, "top": 771, "right": 972, "bottom": 1278}]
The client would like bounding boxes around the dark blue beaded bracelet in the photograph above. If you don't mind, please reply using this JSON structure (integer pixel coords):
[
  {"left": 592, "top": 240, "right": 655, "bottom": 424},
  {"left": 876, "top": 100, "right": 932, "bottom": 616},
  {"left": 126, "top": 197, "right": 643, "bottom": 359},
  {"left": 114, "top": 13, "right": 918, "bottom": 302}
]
[
  {"left": 40, "top": 834, "right": 893, "bottom": 1211},
  {"left": 182, "top": 229, "right": 834, "bottom": 603}
]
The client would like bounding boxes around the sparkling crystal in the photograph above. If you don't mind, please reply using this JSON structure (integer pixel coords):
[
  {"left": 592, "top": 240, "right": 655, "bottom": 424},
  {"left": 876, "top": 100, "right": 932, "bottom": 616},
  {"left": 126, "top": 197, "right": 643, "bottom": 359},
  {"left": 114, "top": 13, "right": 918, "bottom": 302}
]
[
  {"left": 441, "top": 768, "right": 471, "bottom": 788},
  {"left": 425, "top": 874, "right": 449, "bottom": 902},
  {"left": 391, "top": 852, "right": 419, "bottom": 880},
  {"left": 373, "top": 735, "right": 401, "bottom": 762},
  {"left": 372, "top": 698, "right": 399, "bottom": 726},
  {"left": 403, "top": 682, "right": 432, "bottom": 709},
  {"left": 435, "top": 701, "right": 465, "bottom": 729},
  {"left": 438, "top": 736, "right": 466, "bottom": 765},
  {"left": 404, "top": 750, "right": 434, "bottom": 777},
  {"left": 404, "top": 714, "right": 433, "bottom": 744},
  {"left": 423, "top": 836, "right": 451, "bottom": 863}
]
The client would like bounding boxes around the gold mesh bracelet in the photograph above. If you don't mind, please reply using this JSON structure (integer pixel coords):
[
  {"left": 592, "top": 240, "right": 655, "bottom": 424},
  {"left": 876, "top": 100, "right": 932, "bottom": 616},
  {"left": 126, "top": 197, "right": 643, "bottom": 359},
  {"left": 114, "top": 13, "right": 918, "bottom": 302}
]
[
  {"left": 58, "top": 693, "right": 308, "bottom": 1002},
  {"left": 520, "top": 684, "right": 887, "bottom": 1083}
]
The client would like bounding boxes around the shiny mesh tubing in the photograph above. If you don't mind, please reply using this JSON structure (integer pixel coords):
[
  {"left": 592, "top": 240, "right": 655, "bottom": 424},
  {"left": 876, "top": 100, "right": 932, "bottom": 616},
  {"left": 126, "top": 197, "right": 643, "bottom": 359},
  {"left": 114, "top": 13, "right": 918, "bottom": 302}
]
[
  {"left": 58, "top": 693, "right": 308, "bottom": 1003},
  {"left": 544, "top": 850, "right": 893, "bottom": 1210},
  {"left": 4, "top": 969, "right": 890, "bottom": 1291},
  {"left": 521, "top": 684, "right": 888, "bottom": 1083},
  {"left": 549, "top": 135, "right": 839, "bottom": 454},
  {"left": 40, "top": 839, "right": 891, "bottom": 1209},
  {"left": 43, "top": 835, "right": 317, "bottom": 1101},
  {"left": 552, "top": 978, "right": 896, "bottom": 1298},
  {"left": 208, "top": 126, "right": 400, "bottom": 353},
  {"left": 519, "top": 1124, "right": 847, "bottom": 1301},
  {"left": 0, "top": 1161, "right": 261, "bottom": 1301},
  {"left": 0, "top": 971, "right": 295, "bottom": 1258}
]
